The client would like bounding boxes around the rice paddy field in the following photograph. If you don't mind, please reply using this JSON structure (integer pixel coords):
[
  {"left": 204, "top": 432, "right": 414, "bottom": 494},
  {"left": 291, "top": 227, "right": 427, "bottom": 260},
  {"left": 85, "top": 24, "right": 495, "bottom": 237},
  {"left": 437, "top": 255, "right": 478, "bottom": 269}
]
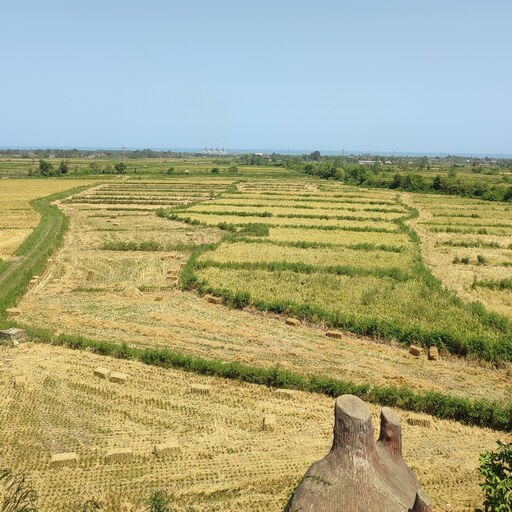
[
  {"left": 1, "top": 173, "right": 511, "bottom": 511},
  {"left": 409, "top": 193, "right": 512, "bottom": 318},
  {"left": 170, "top": 180, "right": 512, "bottom": 362},
  {"left": 1, "top": 342, "right": 509, "bottom": 512}
]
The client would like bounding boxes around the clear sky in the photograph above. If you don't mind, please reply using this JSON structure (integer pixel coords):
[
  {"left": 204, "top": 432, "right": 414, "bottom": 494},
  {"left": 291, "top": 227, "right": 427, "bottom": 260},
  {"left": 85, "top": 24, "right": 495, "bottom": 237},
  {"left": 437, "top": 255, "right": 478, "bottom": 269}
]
[{"left": 1, "top": 0, "right": 511, "bottom": 154}]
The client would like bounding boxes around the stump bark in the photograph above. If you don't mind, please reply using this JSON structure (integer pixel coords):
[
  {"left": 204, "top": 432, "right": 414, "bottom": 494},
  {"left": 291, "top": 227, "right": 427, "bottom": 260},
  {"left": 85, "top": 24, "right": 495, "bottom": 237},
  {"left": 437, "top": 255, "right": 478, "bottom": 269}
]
[{"left": 285, "top": 395, "right": 430, "bottom": 512}]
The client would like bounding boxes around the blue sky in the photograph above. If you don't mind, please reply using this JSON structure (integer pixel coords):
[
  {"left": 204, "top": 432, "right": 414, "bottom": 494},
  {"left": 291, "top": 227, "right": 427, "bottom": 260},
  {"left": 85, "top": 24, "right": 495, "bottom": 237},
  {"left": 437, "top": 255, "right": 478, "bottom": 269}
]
[{"left": 1, "top": 0, "right": 511, "bottom": 154}]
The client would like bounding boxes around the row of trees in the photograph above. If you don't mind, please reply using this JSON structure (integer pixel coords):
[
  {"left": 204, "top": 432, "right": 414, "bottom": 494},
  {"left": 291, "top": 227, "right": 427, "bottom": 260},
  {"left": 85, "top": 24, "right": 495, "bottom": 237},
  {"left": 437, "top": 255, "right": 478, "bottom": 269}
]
[
  {"left": 36, "top": 159, "right": 69, "bottom": 176},
  {"left": 301, "top": 163, "right": 512, "bottom": 203},
  {"left": 33, "top": 160, "right": 130, "bottom": 176}
]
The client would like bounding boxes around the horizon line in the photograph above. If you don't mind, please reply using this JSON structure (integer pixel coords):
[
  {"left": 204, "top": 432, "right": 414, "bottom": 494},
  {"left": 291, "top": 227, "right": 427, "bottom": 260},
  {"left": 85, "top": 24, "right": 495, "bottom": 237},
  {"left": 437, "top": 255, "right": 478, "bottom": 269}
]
[{"left": 0, "top": 146, "right": 511, "bottom": 159}]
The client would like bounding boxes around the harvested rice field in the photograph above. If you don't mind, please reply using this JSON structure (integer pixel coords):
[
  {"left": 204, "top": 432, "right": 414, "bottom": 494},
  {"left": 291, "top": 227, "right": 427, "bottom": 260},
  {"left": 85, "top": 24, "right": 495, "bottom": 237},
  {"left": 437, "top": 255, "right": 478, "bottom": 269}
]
[
  {"left": 17, "top": 181, "right": 511, "bottom": 405},
  {"left": 2, "top": 176, "right": 511, "bottom": 511},
  {"left": 0, "top": 343, "right": 509, "bottom": 512},
  {"left": 0, "top": 178, "right": 92, "bottom": 259},
  {"left": 408, "top": 193, "right": 512, "bottom": 318},
  {"left": 168, "top": 180, "right": 512, "bottom": 361}
]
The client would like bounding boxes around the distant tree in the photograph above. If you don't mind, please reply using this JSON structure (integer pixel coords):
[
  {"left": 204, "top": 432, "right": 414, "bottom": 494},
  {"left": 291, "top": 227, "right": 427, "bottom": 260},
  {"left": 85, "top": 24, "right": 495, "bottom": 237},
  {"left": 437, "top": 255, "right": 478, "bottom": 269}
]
[
  {"left": 58, "top": 160, "right": 69, "bottom": 174},
  {"left": 211, "top": 167, "right": 220, "bottom": 174},
  {"left": 309, "top": 150, "right": 321, "bottom": 162},
  {"left": 38, "top": 159, "right": 53, "bottom": 176},
  {"left": 228, "top": 165, "right": 239, "bottom": 173},
  {"left": 432, "top": 175, "right": 443, "bottom": 190},
  {"left": 114, "top": 162, "right": 127, "bottom": 174},
  {"left": 88, "top": 162, "right": 100, "bottom": 173},
  {"left": 390, "top": 173, "right": 402, "bottom": 189},
  {"left": 418, "top": 156, "right": 429, "bottom": 170}
]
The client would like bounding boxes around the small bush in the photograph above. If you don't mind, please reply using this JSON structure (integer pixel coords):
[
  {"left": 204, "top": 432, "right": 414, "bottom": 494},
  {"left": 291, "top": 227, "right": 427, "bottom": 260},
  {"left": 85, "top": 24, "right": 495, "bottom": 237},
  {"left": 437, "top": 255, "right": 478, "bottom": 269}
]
[
  {"left": 146, "top": 490, "right": 172, "bottom": 512},
  {"left": 478, "top": 441, "right": 511, "bottom": 511},
  {"left": 477, "top": 255, "right": 488, "bottom": 266}
]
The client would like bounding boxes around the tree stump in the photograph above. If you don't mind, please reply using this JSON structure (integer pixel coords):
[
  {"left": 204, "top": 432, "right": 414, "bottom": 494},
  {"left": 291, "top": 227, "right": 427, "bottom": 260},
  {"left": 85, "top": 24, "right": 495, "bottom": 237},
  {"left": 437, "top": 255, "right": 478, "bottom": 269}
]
[{"left": 285, "top": 395, "right": 430, "bottom": 512}]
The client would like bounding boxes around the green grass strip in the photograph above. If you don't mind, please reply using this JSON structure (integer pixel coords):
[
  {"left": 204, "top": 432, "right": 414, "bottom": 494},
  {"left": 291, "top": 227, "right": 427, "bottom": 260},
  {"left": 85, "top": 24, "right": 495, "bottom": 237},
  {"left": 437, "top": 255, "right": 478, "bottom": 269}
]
[
  {"left": 24, "top": 328, "right": 512, "bottom": 432},
  {"left": 188, "top": 209, "right": 400, "bottom": 223},
  {"left": 0, "top": 185, "right": 91, "bottom": 324},
  {"left": 168, "top": 212, "right": 399, "bottom": 233},
  {"left": 473, "top": 278, "right": 512, "bottom": 291},
  {"left": 195, "top": 259, "right": 412, "bottom": 282},
  {"left": 229, "top": 237, "right": 406, "bottom": 253},
  {"left": 101, "top": 240, "right": 197, "bottom": 252}
]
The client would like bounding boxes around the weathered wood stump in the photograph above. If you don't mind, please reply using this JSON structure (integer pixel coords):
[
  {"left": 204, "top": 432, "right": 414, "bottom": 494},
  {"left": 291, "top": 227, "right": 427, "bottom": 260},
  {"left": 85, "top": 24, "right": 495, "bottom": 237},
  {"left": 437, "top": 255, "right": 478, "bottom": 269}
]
[{"left": 285, "top": 395, "right": 431, "bottom": 512}]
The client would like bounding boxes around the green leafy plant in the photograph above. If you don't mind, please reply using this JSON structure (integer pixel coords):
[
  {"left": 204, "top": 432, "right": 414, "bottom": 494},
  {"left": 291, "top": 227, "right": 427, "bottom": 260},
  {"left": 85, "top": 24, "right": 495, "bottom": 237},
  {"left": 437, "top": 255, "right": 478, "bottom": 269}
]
[
  {"left": 146, "top": 490, "right": 172, "bottom": 512},
  {"left": 477, "top": 254, "right": 488, "bottom": 266},
  {"left": 0, "top": 468, "right": 38, "bottom": 512},
  {"left": 478, "top": 441, "right": 511, "bottom": 511},
  {"left": 78, "top": 500, "right": 101, "bottom": 512}
]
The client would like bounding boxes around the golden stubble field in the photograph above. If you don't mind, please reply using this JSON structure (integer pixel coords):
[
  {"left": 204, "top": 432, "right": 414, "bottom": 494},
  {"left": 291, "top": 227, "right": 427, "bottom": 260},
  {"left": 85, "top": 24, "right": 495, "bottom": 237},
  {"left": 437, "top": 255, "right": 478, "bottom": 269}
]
[
  {"left": 0, "top": 178, "right": 93, "bottom": 259},
  {"left": 408, "top": 193, "right": 512, "bottom": 318},
  {"left": 1, "top": 343, "right": 509, "bottom": 512},
  {"left": 3, "top": 178, "right": 510, "bottom": 511},
  {"left": 17, "top": 182, "right": 511, "bottom": 404}
]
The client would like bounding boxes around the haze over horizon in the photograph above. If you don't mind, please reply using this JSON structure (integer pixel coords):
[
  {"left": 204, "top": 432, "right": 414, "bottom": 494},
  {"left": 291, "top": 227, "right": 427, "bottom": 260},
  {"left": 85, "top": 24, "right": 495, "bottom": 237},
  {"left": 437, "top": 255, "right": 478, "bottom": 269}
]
[{"left": 1, "top": 0, "right": 511, "bottom": 155}]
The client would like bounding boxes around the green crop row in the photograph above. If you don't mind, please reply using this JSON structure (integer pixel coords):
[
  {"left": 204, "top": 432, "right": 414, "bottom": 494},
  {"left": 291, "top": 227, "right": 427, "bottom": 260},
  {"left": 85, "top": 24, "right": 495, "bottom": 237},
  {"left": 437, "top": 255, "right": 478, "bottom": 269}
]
[
  {"left": 188, "top": 208, "right": 397, "bottom": 223},
  {"left": 227, "top": 237, "right": 406, "bottom": 252},
  {"left": 194, "top": 259, "right": 412, "bottom": 282},
  {"left": 101, "top": 240, "right": 197, "bottom": 252},
  {"left": 473, "top": 278, "right": 512, "bottom": 291},
  {"left": 168, "top": 212, "right": 399, "bottom": 233}
]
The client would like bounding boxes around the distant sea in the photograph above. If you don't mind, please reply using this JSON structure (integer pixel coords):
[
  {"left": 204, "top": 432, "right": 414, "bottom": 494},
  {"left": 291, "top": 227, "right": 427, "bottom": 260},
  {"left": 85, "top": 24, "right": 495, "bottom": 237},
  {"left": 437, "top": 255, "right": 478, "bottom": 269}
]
[{"left": 1, "top": 146, "right": 511, "bottom": 158}]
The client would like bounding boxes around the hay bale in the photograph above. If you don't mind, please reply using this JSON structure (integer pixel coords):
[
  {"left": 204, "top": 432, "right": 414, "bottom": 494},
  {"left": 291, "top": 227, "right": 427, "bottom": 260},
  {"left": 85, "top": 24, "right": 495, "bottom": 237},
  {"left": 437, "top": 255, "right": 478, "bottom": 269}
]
[
  {"left": 205, "top": 294, "right": 222, "bottom": 305},
  {"left": 285, "top": 318, "right": 300, "bottom": 326},
  {"left": 190, "top": 384, "right": 211, "bottom": 395},
  {"left": 109, "top": 372, "right": 128, "bottom": 384},
  {"left": 94, "top": 367, "right": 111, "bottom": 379},
  {"left": 409, "top": 345, "right": 423, "bottom": 357},
  {"left": 12, "top": 375, "right": 27, "bottom": 388},
  {"left": 428, "top": 346, "right": 439, "bottom": 361},
  {"left": 30, "top": 278, "right": 38, "bottom": 285},
  {"left": 262, "top": 414, "right": 276, "bottom": 431},
  {"left": 50, "top": 452, "right": 78, "bottom": 467},
  {"left": 154, "top": 295, "right": 165, "bottom": 302},
  {"left": 153, "top": 440, "right": 181, "bottom": 458},
  {"left": 274, "top": 389, "right": 294, "bottom": 400},
  {"left": 105, "top": 448, "right": 133, "bottom": 463},
  {"left": 326, "top": 330, "right": 343, "bottom": 339},
  {"left": 406, "top": 416, "right": 431, "bottom": 428},
  {"left": 6, "top": 308, "right": 21, "bottom": 318},
  {"left": 86, "top": 270, "right": 95, "bottom": 281}
]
